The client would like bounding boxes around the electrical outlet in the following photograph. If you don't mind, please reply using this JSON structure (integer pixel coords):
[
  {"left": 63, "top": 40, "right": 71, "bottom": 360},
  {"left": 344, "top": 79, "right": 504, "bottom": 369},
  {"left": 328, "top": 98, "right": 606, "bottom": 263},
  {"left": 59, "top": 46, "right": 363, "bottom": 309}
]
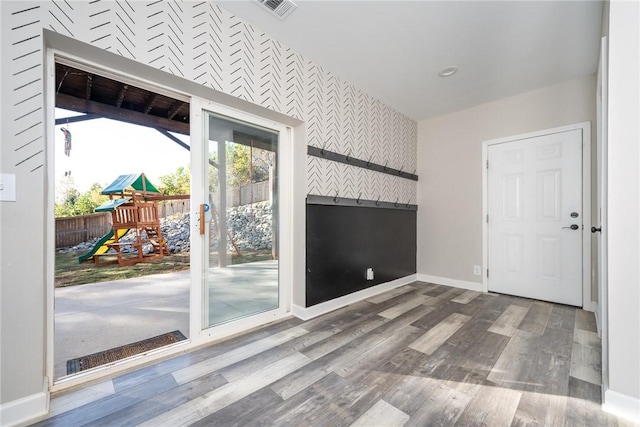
[
  {"left": 366, "top": 268, "right": 374, "bottom": 280},
  {"left": 473, "top": 265, "right": 482, "bottom": 276}
]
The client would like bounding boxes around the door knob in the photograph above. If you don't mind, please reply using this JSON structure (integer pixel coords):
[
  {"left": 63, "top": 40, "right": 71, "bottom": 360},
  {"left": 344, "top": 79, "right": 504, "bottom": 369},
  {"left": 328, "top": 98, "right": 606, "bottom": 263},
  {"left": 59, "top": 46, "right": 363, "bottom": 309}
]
[
  {"left": 591, "top": 226, "right": 602, "bottom": 233},
  {"left": 562, "top": 224, "right": 580, "bottom": 230}
]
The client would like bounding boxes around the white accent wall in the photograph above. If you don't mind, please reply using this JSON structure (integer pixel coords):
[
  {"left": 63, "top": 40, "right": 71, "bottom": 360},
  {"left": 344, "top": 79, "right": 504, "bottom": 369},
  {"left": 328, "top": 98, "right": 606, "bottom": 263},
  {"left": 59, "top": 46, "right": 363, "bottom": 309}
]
[{"left": 0, "top": 0, "right": 417, "bottom": 420}]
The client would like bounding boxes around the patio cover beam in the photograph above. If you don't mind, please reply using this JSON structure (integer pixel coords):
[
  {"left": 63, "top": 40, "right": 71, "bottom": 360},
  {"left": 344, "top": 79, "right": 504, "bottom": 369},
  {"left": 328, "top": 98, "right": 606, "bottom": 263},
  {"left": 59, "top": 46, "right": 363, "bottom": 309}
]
[{"left": 56, "top": 93, "right": 190, "bottom": 135}]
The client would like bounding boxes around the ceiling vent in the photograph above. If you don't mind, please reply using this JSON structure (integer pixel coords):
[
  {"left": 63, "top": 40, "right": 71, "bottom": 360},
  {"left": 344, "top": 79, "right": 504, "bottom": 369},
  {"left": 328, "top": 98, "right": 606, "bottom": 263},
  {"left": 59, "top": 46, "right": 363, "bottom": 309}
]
[{"left": 255, "top": 0, "right": 297, "bottom": 20}]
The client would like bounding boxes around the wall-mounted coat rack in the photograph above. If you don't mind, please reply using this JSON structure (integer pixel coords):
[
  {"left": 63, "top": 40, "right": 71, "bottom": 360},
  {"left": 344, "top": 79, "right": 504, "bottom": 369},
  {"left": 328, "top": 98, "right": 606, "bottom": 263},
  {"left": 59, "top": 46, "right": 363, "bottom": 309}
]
[
  {"left": 307, "top": 194, "right": 417, "bottom": 211},
  {"left": 307, "top": 146, "right": 419, "bottom": 181}
]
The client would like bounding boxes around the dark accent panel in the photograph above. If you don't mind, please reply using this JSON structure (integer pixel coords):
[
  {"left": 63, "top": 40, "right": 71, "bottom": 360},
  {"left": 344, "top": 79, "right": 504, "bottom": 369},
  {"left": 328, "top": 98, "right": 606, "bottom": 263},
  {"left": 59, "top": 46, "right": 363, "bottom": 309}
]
[
  {"left": 307, "top": 145, "right": 419, "bottom": 181},
  {"left": 306, "top": 204, "right": 416, "bottom": 307}
]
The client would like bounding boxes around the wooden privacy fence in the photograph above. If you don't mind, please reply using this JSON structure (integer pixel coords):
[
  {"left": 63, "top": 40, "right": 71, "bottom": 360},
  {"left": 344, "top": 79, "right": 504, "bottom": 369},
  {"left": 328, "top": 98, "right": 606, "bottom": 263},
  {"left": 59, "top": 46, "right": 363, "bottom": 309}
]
[
  {"left": 156, "top": 181, "right": 270, "bottom": 218},
  {"left": 158, "top": 200, "right": 190, "bottom": 218},
  {"left": 235, "top": 180, "right": 270, "bottom": 206},
  {"left": 55, "top": 212, "right": 111, "bottom": 248}
]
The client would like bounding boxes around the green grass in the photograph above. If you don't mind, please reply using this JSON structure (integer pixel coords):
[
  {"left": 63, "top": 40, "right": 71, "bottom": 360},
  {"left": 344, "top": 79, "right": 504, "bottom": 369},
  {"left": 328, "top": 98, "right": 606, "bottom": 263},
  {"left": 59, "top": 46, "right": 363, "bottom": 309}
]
[
  {"left": 55, "top": 249, "right": 274, "bottom": 287},
  {"left": 55, "top": 251, "right": 191, "bottom": 287}
]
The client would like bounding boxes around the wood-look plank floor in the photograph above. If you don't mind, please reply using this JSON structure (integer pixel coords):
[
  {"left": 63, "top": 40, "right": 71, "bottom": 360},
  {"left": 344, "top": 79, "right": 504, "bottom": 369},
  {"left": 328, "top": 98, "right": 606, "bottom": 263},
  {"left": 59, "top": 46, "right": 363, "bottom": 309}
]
[{"left": 34, "top": 282, "right": 636, "bottom": 427}]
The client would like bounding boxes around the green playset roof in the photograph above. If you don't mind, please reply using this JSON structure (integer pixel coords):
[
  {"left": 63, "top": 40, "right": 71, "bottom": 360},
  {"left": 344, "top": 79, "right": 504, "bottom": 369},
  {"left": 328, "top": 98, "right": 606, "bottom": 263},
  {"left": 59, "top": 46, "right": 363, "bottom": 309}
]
[
  {"left": 94, "top": 197, "right": 131, "bottom": 212},
  {"left": 101, "top": 173, "right": 160, "bottom": 195}
]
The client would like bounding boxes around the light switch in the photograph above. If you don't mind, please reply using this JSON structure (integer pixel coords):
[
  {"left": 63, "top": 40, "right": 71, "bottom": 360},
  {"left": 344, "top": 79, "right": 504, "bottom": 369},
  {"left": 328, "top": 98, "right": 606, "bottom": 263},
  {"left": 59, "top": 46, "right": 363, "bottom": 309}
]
[{"left": 0, "top": 173, "right": 17, "bottom": 202}]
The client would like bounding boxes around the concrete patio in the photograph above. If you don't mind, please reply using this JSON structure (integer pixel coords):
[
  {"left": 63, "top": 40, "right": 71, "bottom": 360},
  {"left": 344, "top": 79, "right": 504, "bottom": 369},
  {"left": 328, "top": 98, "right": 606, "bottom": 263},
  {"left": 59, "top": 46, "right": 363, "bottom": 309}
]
[{"left": 54, "top": 261, "right": 278, "bottom": 380}]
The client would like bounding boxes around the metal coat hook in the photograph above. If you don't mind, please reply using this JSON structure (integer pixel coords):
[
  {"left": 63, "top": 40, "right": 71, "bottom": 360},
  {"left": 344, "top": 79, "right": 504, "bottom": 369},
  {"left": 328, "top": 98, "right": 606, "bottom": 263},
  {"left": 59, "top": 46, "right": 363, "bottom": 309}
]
[
  {"left": 356, "top": 193, "right": 363, "bottom": 205},
  {"left": 375, "top": 196, "right": 381, "bottom": 207},
  {"left": 307, "top": 145, "right": 418, "bottom": 182},
  {"left": 333, "top": 192, "right": 339, "bottom": 204},
  {"left": 394, "top": 198, "right": 400, "bottom": 208}
]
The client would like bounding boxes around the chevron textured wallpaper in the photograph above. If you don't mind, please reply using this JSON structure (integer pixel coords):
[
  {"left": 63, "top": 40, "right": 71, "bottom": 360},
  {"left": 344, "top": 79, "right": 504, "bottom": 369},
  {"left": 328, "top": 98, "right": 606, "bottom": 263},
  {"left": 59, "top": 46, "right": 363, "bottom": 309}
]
[{"left": 4, "top": 0, "right": 417, "bottom": 203}]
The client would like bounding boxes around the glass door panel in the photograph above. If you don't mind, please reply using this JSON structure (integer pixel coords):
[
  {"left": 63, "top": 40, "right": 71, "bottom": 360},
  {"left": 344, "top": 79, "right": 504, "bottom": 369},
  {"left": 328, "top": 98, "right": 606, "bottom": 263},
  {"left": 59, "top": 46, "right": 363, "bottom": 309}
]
[{"left": 203, "top": 112, "right": 279, "bottom": 328}]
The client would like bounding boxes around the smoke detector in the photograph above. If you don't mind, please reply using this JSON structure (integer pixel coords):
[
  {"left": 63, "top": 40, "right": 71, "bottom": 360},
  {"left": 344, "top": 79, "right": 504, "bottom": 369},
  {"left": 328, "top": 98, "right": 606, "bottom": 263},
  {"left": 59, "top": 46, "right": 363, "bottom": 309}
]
[{"left": 255, "top": 0, "right": 297, "bottom": 20}]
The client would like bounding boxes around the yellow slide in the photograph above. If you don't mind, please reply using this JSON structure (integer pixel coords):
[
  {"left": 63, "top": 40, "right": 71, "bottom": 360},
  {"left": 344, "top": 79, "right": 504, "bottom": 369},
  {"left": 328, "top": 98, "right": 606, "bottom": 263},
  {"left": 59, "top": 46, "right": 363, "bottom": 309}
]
[{"left": 78, "top": 228, "right": 129, "bottom": 263}]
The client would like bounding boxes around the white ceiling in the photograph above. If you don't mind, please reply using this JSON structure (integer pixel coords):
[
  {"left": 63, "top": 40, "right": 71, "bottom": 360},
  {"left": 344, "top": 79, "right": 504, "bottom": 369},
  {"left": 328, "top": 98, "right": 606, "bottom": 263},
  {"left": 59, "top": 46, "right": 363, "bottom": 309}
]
[{"left": 218, "top": 0, "right": 604, "bottom": 121}]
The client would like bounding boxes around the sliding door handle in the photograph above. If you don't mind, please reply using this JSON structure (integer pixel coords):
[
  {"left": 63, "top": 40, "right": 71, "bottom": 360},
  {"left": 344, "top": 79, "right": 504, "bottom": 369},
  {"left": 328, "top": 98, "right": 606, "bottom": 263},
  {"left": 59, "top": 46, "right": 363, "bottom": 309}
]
[{"left": 200, "top": 204, "right": 206, "bottom": 235}]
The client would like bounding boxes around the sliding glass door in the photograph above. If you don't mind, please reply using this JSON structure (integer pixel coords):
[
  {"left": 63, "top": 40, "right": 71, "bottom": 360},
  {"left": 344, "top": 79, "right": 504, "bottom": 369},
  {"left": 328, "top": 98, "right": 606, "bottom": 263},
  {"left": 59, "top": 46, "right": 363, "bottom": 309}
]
[{"left": 200, "top": 111, "right": 280, "bottom": 328}]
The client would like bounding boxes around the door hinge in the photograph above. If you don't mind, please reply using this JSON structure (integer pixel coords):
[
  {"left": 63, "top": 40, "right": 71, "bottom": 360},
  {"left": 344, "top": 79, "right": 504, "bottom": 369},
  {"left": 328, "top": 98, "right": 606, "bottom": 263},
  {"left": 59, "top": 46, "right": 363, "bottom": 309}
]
[
  {"left": 486, "top": 269, "right": 489, "bottom": 278},
  {"left": 486, "top": 214, "right": 489, "bottom": 223},
  {"left": 486, "top": 160, "right": 489, "bottom": 169}
]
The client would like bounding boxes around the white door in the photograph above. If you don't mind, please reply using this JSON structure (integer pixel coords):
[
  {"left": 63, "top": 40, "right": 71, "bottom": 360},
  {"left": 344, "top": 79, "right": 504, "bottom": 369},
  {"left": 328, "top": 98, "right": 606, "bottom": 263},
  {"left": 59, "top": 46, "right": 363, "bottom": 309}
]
[{"left": 487, "top": 129, "right": 583, "bottom": 306}]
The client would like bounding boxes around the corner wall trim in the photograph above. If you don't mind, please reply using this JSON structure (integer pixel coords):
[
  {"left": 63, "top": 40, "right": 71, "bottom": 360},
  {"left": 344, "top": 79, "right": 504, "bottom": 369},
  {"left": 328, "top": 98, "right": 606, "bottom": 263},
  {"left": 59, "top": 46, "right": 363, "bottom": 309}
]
[
  {"left": 591, "top": 301, "right": 601, "bottom": 336},
  {"left": 292, "top": 274, "right": 417, "bottom": 320},
  {"left": 603, "top": 389, "right": 640, "bottom": 423},
  {"left": 0, "top": 381, "right": 49, "bottom": 427},
  {"left": 416, "top": 274, "right": 483, "bottom": 292}
]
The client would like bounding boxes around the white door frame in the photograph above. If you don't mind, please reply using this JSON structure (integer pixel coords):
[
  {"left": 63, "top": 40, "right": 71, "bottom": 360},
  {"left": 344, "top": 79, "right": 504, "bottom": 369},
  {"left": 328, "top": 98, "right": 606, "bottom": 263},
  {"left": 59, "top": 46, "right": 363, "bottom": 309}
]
[
  {"left": 45, "top": 49, "right": 294, "bottom": 392},
  {"left": 481, "top": 122, "right": 592, "bottom": 310},
  {"left": 45, "top": 49, "right": 195, "bottom": 392},
  {"left": 596, "top": 35, "right": 609, "bottom": 393},
  {"left": 189, "top": 97, "right": 293, "bottom": 346}
]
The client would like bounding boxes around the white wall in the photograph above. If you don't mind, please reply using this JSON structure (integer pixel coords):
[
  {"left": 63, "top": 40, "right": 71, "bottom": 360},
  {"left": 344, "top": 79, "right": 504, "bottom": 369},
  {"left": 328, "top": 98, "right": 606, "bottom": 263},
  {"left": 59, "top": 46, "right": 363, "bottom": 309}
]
[
  {"left": 604, "top": 0, "right": 640, "bottom": 420},
  {"left": 417, "top": 75, "right": 596, "bottom": 285},
  {"left": 0, "top": 0, "right": 49, "bottom": 413}
]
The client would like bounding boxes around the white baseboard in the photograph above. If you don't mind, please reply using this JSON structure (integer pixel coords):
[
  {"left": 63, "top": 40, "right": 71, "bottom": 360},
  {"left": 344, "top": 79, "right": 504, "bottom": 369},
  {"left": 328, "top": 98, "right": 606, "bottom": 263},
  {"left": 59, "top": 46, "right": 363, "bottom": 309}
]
[
  {"left": 584, "top": 300, "right": 598, "bottom": 313},
  {"left": 416, "top": 274, "right": 483, "bottom": 292},
  {"left": 0, "top": 380, "right": 49, "bottom": 427},
  {"left": 292, "top": 274, "right": 418, "bottom": 320},
  {"left": 603, "top": 388, "right": 640, "bottom": 423}
]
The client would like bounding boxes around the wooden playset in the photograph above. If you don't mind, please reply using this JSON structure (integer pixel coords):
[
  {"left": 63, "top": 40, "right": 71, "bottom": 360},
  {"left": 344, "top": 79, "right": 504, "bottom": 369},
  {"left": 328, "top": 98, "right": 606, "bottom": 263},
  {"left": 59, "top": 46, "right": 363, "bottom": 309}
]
[{"left": 79, "top": 173, "right": 171, "bottom": 267}]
